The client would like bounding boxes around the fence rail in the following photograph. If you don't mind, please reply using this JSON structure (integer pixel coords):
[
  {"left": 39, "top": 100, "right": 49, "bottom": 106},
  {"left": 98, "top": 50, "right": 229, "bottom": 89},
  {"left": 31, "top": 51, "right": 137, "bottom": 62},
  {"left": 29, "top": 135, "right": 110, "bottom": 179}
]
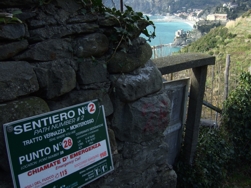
[{"left": 202, "top": 100, "right": 222, "bottom": 114}]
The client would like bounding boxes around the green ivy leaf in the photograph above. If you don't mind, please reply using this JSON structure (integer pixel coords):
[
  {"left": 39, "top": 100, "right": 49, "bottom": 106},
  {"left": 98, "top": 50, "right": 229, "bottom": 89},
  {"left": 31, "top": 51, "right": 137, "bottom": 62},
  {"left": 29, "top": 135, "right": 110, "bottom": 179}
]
[{"left": 12, "top": 10, "right": 22, "bottom": 15}]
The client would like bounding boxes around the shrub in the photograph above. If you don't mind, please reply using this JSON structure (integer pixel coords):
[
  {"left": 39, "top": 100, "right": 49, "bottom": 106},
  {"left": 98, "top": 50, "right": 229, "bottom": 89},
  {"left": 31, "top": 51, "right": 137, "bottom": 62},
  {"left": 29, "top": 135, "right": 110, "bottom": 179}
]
[
  {"left": 214, "top": 50, "right": 219, "bottom": 55},
  {"left": 75, "top": 0, "right": 156, "bottom": 46},
  {"left": 175, "top": 72, "right": 251, "bottom": 188},
  {"left": 208, "top": 51, "right": 214, "bottom": 55},
  {"left": 222, "top": 72, "right": 251, "bottom": 164},
  {"left": 175, "top": 126, "right": 234, "bottom": 188}
]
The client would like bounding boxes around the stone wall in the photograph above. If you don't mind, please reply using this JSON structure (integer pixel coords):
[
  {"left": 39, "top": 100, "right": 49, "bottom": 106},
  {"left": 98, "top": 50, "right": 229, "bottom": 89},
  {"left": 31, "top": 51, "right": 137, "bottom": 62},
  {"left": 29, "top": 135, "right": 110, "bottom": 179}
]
[{"left": 0, "top": 1, "right": 176, "bottom": 187}]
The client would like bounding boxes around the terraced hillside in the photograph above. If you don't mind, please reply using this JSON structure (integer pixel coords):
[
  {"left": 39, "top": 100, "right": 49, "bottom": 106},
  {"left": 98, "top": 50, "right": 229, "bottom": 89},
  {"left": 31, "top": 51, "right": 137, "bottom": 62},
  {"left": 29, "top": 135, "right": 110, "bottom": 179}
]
[{"left": 179, "top": 10, "right": 251, "bottom": 117}]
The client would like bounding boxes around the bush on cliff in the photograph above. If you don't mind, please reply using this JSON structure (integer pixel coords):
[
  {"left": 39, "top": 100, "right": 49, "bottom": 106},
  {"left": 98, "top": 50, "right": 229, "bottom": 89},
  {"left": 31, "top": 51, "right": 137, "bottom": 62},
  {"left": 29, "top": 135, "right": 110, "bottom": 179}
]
[
  {"left": 222, "top": 72, "right": 251, "bottom": 164},
  {"left": 175, "top": 72, "right": 251, "bottom": 187},
  {"left": 175, "top": 126, "right": 234, "bottom": 188}
]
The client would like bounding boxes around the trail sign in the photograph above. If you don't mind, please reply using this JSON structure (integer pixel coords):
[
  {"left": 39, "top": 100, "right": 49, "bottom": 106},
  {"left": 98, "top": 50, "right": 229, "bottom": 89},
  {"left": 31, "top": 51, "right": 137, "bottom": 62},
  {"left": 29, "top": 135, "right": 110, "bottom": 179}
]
[{"left": 4, "top": 100, "right": 114, "bottom": 188}]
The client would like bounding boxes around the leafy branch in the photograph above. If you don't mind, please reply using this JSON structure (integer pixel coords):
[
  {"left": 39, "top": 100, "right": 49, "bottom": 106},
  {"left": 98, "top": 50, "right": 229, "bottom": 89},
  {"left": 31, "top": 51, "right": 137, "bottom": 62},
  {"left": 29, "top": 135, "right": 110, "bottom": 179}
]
[
  {"left": 79, "top": 0, "right": 155, "bottom": 44},
  {"left": 104, "top": 5, "right": 155, "bottom": 44},
  {"left": 0, "top": 11, "right": 22, "bottom": 24}
]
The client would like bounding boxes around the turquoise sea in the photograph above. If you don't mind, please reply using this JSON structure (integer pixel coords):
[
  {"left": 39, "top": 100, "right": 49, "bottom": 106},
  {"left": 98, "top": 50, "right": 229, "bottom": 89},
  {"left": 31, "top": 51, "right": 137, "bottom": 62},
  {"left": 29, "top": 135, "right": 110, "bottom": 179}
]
[{"left": 142, "top": 15, "right": 193, "bottom": 57}]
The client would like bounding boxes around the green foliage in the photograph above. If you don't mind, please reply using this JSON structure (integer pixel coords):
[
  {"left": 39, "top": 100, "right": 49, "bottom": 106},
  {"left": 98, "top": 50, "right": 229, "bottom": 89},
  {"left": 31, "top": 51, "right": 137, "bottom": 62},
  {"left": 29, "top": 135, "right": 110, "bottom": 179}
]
[
  {"left": 181, "top": 26, "right": 236, "bottom": 53},
  {"left": 0, "top": 16, "right": 22, "bottom": 24},
  {"left": 38, "top": 0, "right": 155, "bottom": 45},
  {"left": 208, "top": 51, "right": 214, "bottom": 55},
  {"left": 105, "top": 6, "right": 155, "bottom": 45},
  {"left": 181, "top": 10, "right": 251, "bottom": 108},
  {"left": 177, "top": 11, "right": 251, "bottom": 187},
  {"left": 196, "top": 21, "right": 222, "bottom": 33},
  {"left": 78, "top": 0, "right": 105, "bottom": 14},
  {"left": 222, "top": 72, "right": 251, "bottom": 163},
  {"left": 227, "top": 9, "right": 239, "bottom": 20},
  {"left": 78, "top": 1, "right": 155, "bottom": 45},
  {"left": 175, "top": 73, "right": 251, "bottom": 188},
  {"left": 175, "top": 127, "right": 234, "bottom": 188},
  {"left": 242, "top": 9, "right": 251, "bottom": 17},
  {"left": 0, "top": 10, "right": 22, "bottom": 24}
]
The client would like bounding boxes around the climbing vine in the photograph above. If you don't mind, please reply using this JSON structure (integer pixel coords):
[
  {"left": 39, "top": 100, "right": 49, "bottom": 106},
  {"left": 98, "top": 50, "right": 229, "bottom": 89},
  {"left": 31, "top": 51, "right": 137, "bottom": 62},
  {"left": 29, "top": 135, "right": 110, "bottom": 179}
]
[
  {"left": 105, "top": 5, "right": 155, "bottom": 44},
  {"left": 78, "top": 0, "right": 156, "bottom": 44},
  {"left": 0, "top": 10, "right": 22, "bottom": 24},
  {"left": 1, "top": 0, "right": 155, "bottom": 45}
]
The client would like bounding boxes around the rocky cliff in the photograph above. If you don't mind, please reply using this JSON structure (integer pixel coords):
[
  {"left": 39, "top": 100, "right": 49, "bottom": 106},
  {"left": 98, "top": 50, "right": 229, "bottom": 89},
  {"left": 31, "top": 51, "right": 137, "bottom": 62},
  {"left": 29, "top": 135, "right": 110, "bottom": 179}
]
[{"left": 172, "top": 29, "right": 202, "bottom": 47}]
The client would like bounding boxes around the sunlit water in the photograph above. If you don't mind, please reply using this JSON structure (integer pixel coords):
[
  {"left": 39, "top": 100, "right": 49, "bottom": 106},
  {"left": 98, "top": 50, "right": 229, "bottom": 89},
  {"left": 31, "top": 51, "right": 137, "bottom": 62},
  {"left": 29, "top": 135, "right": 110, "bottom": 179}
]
[{"left": 141, "top": 15, "right": 193, "bottom": 57}]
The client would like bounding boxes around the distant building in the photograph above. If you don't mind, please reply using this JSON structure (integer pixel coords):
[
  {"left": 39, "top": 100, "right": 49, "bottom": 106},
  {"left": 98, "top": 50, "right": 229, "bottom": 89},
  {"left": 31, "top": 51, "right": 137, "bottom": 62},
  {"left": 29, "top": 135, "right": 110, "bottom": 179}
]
[
  {"left": 223, "top": 3, "right": 238, "bottom": 10},
  {"left": 229, "top": 4, "right": 238, "bottom": 9},
  {"left": 207, "top": 14, "right": 227, "bottom": 21}
]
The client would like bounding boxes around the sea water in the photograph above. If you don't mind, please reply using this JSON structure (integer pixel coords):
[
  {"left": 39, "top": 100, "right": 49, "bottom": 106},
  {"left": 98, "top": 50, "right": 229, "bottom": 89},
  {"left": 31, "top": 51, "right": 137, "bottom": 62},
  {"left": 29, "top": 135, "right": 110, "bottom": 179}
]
[{"left": 141, "top": 15, "right": 193, "bottom": 57}]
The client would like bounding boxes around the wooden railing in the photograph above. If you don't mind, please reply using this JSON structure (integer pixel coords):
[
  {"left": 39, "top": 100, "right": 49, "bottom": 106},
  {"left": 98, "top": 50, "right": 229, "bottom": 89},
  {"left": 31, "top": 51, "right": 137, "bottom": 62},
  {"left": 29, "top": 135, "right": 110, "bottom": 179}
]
[{"left": 153, "top": 53, "right": 215, "bottom": 164}]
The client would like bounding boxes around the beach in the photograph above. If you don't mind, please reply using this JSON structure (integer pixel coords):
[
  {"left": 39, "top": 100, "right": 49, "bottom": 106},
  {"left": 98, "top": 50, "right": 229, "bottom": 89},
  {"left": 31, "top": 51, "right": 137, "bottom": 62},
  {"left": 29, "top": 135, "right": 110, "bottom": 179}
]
[{"left": 168, "top": 15, "right": 196, "bottom": 28}]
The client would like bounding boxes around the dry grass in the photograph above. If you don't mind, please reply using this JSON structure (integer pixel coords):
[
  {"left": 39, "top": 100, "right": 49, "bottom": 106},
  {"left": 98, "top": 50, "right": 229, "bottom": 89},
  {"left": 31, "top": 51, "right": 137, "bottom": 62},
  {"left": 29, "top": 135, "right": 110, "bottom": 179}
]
[{"left": 226, "top": 17, "right": 242, "bottom": 28}]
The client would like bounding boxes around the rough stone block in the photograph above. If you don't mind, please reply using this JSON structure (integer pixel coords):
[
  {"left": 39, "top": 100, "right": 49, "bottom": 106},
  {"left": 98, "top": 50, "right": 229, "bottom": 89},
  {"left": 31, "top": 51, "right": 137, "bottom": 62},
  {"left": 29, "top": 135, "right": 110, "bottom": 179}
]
[
  {"left": 66, "top": 14, "right": 98, "bottom": 24},
  {"left": 111, "top": 89, "right": 171, "bottom": 143},
  {"left": 15, "top": 39, "right": 72, "bottom": 61},
  {"left": 0, "top": 61, "right": 39, "bottom": 102},
  {"left": 33, "top": 59, "right": 76, "bottom": 99},
  {"left": 29, "top": 23, "right": 99, "bottom": 42},
  {"left": 77, "top": 59, "right": 109, "bottom": 85},
  {"left": 55, "top": 0, "right": 81, "bottom": 13},
  {"left": 98, "top": 16, "right": 118, "bottom": 26},
  {"left": 0, "top": 24, "right": 27, "bottom": 40},
  {"left": 47, "top": 89, "right": 113, "bottom": 117},
  {"left": 0, "top": 40, "right": 28, "bottom": 60},
  {"left": 110, "top": 60, "right": 163, "bottom": 102},
  {"left": 0, "top": 0, "right": 39, "bottom": 7},
  {"left": 73, "top": 33, "right": 109, "bottom": 58},
  {"left": 27, "top": 14, "right": 57, "bottom": 29},
  {"left": 0, "top": 97, "right": 50, "bottom": 172},
  {"left": 0, "top": 169, "right": 12, "bottom": 188},
  {"left": 84, "top": 138, "right": 177, "bottom": 188},
  {"left": 107, "top": 37, "right": 152, "bottom": 73}
]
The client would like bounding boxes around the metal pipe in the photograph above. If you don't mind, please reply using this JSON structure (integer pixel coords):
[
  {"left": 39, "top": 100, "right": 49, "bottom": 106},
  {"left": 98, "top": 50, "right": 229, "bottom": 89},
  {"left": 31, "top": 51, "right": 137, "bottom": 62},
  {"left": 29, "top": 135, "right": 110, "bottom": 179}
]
[{"left": 120, "top": 0, "right": 123, "bottom": 12}]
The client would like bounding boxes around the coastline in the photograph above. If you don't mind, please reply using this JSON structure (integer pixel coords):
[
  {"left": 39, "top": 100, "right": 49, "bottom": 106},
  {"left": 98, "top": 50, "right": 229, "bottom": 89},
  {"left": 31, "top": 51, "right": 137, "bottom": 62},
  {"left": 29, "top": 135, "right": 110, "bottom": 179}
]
[
  {"left": 183, "top": 20, "right": 196, "bottom": 28},
  {"left": 144, "top": 14, "right": 196, "bottom": 56},
  {"left": 170, "top": 16, "right": 196, "bottom": 28},
  {"left": 146, "top": 14, "right": 196, "bottom": 28}
]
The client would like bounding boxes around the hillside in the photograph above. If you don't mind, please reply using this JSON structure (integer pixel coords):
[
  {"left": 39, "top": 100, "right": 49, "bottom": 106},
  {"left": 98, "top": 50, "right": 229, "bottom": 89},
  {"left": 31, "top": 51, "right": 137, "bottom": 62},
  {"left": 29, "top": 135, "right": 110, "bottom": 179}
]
[
  {"left": 103, "top": 0, "right": 251, "bottom": 16},
  {"left": 103, "top": 0, "right": 228, "bottom": 14},
  {"left": 180, "top": 9, "right": 251, "bottom": 112}
]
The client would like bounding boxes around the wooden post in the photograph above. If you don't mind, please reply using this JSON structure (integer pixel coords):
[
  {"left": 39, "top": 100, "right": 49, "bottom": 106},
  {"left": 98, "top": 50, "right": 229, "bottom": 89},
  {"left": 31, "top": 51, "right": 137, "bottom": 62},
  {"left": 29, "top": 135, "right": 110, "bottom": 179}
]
[
  {"left": 184, "top": 65, "right": 208, "bottom": 164},
  {"left": 224, "top": 54, "right": 230, "bottom": 100},
  {"left": 154, "top": 53, "right": 215, "bottom": 165},
  {"left": 211, "top": 65, "right": 214, "bottom": 119}
]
